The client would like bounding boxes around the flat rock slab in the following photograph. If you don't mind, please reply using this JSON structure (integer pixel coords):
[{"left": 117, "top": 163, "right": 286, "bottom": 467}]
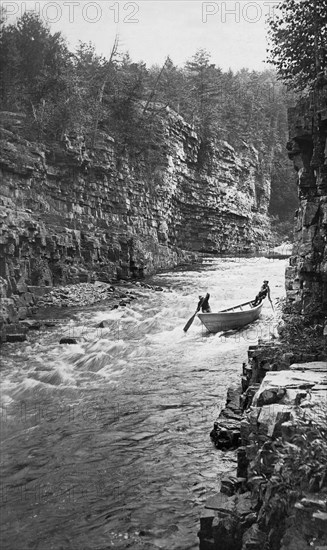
[
  {"left": 290, "top": 361, "right": 327, "bottom": 372},
  {"left": 205, "top": 493, "right": 230, "bottom": 511},
  {"left": 253, "top": 365, "right": 327, "bottom": 408},
  {"left": 261, "top": 368, "right": 327, "bottom": 388},
  {"left": 205, "top": 492, "right": 253, "bottom": 516}
]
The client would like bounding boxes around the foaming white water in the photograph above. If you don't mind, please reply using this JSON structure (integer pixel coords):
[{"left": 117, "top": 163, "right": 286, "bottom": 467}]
[
  {"left": 63, "top": 258, "right": 284, "bottom": 384},
  {"left": 74, "top": 339, "right": 128, "bottom": 374},
  {"left": 1, "top": 256, "right": 288, "bottom": 550},
  {"left": 0, "top": 257, "right": 282, "bottom": 397}
]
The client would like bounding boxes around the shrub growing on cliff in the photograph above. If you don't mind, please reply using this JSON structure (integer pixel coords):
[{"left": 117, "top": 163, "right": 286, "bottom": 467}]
[
  {"left": 277, "top": 414, "right": 327, "bottom": 491},
  {"left": 278, "top": 314, "right": 324, "bottom": 354},
  {"left": 256, "top": 411, "right": 327, "bottom": 547}
]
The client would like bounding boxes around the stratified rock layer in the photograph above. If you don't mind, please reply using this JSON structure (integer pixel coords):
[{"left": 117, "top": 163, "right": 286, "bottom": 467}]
[
  {"left": 286, "top": 82, "right": 327, "bottom": 326},
  {"left": 0, "top": 109, "right": 271, "bottom": 327},
  {"left": 200, "top": 82, "right": 327, "bottom": 550},
  {"left": 199, "top": 360, "right": 327, "bottom": 550}
]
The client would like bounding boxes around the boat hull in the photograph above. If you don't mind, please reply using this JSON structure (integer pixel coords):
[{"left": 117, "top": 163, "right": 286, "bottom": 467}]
[{"left": 198, "top": 303, "right": 263, "bottom": 333}]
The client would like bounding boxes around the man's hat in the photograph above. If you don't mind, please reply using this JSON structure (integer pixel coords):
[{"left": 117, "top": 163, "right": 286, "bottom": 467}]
[{"left": 263, "top": 280, "right": 269, "bottom": 283}]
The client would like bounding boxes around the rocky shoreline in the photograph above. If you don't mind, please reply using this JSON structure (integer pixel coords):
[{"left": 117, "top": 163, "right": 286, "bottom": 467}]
[
  {"left": 198, "top": 81, "right": 327, "bottom": 550},
  {"left": 0, "top": 278, "right": 165, "bottom": 344},
  {"left": 199, "top": 341, "right": 327, "bottom": 550}
]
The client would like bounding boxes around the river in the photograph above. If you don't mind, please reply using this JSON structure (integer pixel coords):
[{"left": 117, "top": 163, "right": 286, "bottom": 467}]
[{"left": 0, "top": 257, "right": 286, "bottom": 550}]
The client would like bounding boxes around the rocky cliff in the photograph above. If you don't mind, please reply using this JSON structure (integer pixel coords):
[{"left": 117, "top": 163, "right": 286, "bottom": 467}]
[
  {"left": 198, "top": 82, "right": 327, "bottom": 550},
  {"left": 285, "top": 81, "right": 327, "bottom": 328},
  {"left": 0, "top": 108, "right": 271, "bottom": 327},
  {"left": 199, "top": 350, "right": 327, "bottom": 550}
]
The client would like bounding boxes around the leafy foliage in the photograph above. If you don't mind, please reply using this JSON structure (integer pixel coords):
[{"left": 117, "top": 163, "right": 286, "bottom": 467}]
[
  {"left": 278, "top": 314, "right": 325, "bottom": 353},
  {"left": 0, "top": 12, "right": 298, "bottom": 223},
  {"left": 0, "top": 12, "right": 71, "bottom": 137},
  {"left": 267, "top": 0, "right": 327, "bottom": 91},
  {"left": 260, "top": 413, "right": 327, "bottom": 527}
]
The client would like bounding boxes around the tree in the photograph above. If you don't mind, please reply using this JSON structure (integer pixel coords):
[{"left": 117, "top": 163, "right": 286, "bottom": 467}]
[
  {"left": 0, "top": 12, "right": 72, "bottom": 138},
  {"left": 0, "top": 13, "right": 21, "bottom": 108},
  {"left": 184, "top": 49, "right": 222, "bottom": 133},
  {"left": 152, "top": 56, "right": 185, "bottom": 114},
  {"left": 91, "top": 35, "right": 119, "bottom": 146},
  {"left": 267, "top": 0, "right": 327, "bottom": 91},
  {"left": 0, "top": 13, "right": 69, "bottom": 103},
  {"left": 107, "top": 56, "right": 148, "bottom": 153},
  {"left": 0, "top": 9, "right": 299, "bottom": 224}
]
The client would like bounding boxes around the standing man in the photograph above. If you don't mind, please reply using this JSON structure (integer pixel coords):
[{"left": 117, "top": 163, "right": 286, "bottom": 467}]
[{"left": 253, "top": 280, "right": 272, "bottom": 308}]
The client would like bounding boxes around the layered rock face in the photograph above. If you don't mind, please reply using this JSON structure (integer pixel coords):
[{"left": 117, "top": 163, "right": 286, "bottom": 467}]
[
  {"left": 199, "top": 346, "right": 327, "bottom": 550},
  {"left": 286, "top": 82, "right": 327, "bottom": 325},
  {"left": 0, "top": 109, "right": 271, "bottom": 325},
  {"left": 199, "top": 84, "right": 327, "bottom": 550}
]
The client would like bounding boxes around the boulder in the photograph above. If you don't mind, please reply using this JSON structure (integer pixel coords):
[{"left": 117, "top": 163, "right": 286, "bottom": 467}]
[
  {"left": 220, "top": 476, "right": 247, "bottom": 496},
  {"left": 6, "top": 333, "right": 27, "bottom": 342},
  {"left": 256, "top": 387, "right": 286, "bottom": 407},
  {"left": 242, "top": 523, "right": 268, "bottom": 550},
  {"left": 59, "top": 337, "right": 78, "bottom": 344},
  {"left": 257, "top": 404, "right": 291, "bottom": 438},
  {"left": 21, "top": 320, "right": 41, "bottom": 330}
]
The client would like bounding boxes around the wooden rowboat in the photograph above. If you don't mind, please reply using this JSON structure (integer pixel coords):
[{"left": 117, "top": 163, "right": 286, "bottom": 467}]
[{"left": 198, "top": 301, "right": 263, "bottom": 333}]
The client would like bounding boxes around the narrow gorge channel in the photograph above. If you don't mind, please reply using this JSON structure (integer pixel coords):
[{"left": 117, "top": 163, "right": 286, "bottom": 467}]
[{"left": 0, "top": 257, "right": 286, "bottom": 550}]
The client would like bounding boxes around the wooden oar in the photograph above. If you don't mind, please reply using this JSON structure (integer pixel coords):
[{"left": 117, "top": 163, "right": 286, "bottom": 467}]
[{"left": 183, "top": 309, "right": 198, "bottom": 332}]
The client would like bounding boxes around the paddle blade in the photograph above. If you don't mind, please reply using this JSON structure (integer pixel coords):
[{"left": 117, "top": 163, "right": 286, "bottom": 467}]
[{"left": 183, "top": 313, "right": 197, "bottom": 332}]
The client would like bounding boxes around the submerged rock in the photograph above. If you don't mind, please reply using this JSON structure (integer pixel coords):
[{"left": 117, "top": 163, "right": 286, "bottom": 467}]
[
  {"left": 59, "top": 337, "right": 78, "bottom": 345},
  {"left": 20, "top": 320, "right": 41, "bottom": 330},
  {"left": 6, "top": 333, "right": 27, "bottom": 342}
]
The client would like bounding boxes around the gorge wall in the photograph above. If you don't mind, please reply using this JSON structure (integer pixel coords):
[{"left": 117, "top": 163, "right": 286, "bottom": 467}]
[
  {"left": 198, "top": 81, "right": 327, "bottom": 550},
  {"left": 0, "top": 108, "right": 271, "bottom": 326},
  {"left": 285, "top": 80, "right": 327, "bottom": 328}
]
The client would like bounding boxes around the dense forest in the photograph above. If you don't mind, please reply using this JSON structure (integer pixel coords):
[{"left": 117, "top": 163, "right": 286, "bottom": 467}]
[{"left": 0, "top": 11, "right": 297, "bottom": 227}]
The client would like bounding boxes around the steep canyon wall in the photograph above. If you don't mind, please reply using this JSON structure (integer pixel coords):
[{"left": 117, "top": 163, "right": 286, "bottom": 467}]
[
  {"left": 286, "top": 81, "right": 327, "bottom": 327},
  {"left": 0, "top": 109, "right": 271, "bottom": 325},
  {"left": 198, "top": 82, "right": 327, "bottom": 550}
]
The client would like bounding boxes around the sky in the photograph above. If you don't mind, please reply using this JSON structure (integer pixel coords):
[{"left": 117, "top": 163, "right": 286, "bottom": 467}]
[{"left": 2, "top": 0, "right": 278, "bottom": 71}]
